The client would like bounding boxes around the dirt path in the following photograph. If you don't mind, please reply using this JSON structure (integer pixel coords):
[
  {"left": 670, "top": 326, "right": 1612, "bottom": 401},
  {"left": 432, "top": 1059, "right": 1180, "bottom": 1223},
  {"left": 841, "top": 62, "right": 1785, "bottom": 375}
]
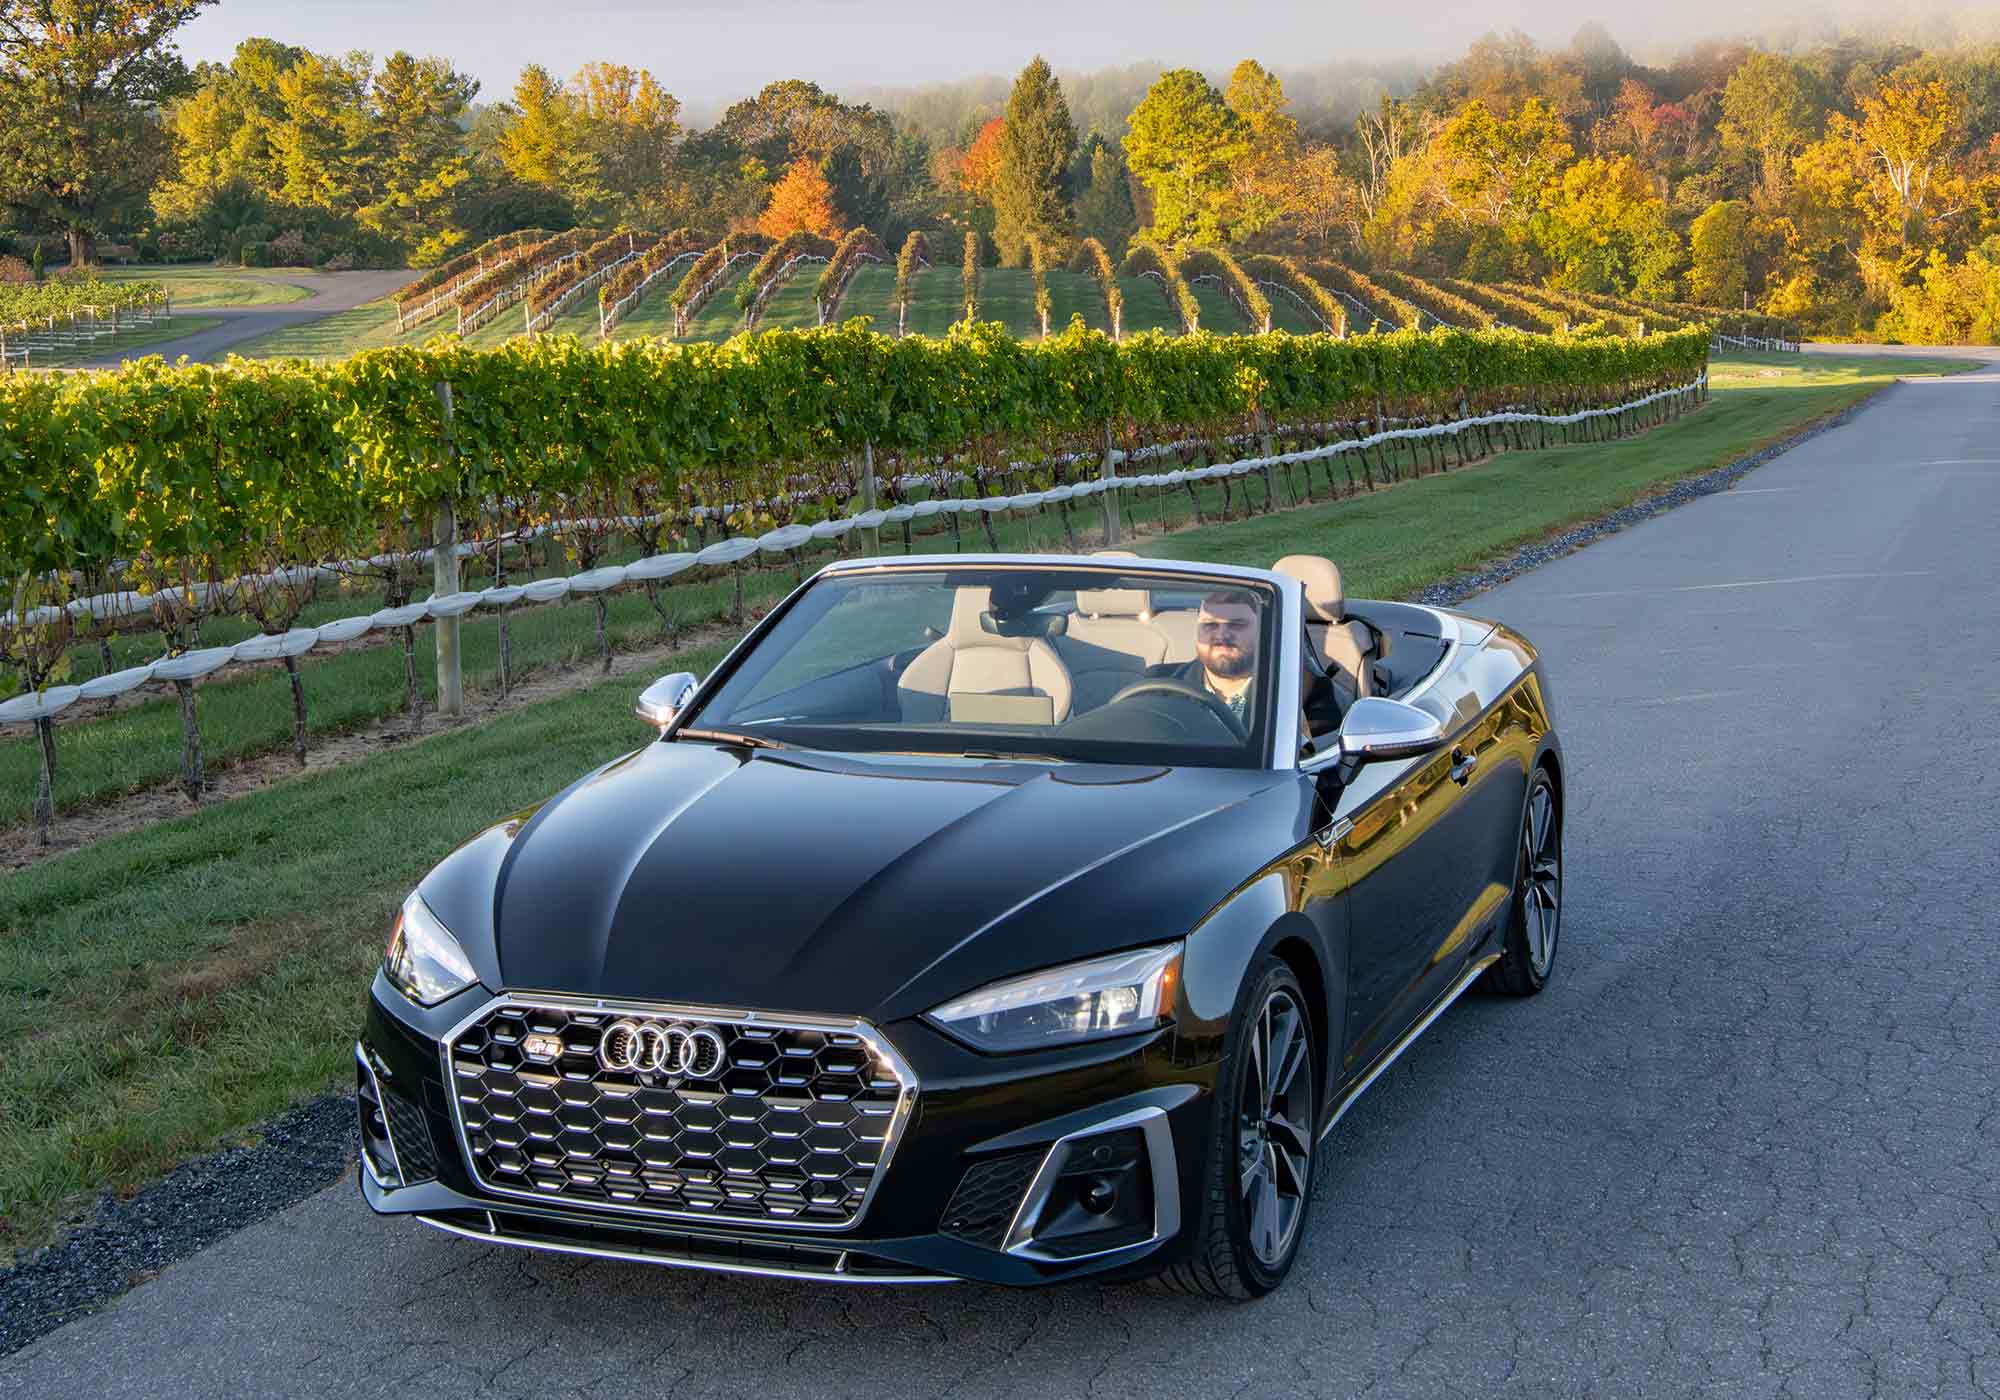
[{"left": 75, "top": 269, "right": 412, "bottom": 368}]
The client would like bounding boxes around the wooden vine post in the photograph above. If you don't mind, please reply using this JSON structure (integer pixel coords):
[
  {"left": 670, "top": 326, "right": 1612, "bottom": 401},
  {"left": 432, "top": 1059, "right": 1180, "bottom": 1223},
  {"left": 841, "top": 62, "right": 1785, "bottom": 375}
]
[
  {"left": 1100, "top": 421, "right": 1121, "bottom": 546},
  {"left": 433, "top": 381, "right": 464, "bottom": 719},
  {"left": 860, "top": 442, "right": 881, "bottom": 556}
]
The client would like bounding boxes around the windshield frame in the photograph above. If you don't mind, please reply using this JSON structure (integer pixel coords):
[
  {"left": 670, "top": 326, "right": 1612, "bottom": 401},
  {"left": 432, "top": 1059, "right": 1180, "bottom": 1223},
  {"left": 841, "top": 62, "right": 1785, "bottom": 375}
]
[{"left": 665, "top": 554, "right": 1303, "bottom": 771}]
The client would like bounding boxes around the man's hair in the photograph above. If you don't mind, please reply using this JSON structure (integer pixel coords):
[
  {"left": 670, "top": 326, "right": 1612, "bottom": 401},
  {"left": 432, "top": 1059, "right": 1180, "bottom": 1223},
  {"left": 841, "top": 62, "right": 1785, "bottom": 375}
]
[{"left": 1199, "top": 588, "right": 1259, "bottom": 615}]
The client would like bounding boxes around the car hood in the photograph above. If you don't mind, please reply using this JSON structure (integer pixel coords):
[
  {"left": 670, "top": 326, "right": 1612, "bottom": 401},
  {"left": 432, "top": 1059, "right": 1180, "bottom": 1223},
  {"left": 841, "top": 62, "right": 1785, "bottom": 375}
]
[{"left": 442, "top": 739, "right": 1291, "bottom": 1022}]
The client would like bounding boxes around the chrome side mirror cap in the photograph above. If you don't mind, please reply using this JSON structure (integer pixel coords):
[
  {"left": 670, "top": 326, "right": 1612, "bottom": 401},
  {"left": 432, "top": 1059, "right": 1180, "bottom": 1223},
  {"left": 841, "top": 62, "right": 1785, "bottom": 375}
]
[
  {"left": 1336, "top": 697, "right": 1447, "bottom": 764},
  {"left": 636, "top": 672, "right": 699, "bottom": 730}
]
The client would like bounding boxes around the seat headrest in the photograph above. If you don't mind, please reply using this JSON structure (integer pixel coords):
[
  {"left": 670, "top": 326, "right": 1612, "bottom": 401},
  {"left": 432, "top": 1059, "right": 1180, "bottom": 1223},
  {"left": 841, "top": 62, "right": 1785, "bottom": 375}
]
[
  {"left": 1088, "top": 549, "right": 1138, "bottom": 558},
  {"left": 945, "top": 586, "right": 1041, "bottom": 650},
  {"left": 1074, "top": 586, "right": 1149, "bottom": 618},
  {"left": 1272, "top": 555, "right": 1345, "bottom": 623}
]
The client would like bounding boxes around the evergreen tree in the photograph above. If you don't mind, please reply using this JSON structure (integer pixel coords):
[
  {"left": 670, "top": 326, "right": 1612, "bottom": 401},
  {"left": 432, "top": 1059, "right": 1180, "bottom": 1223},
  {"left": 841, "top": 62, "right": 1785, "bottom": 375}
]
[
  {"left": 992, "top": 58, "right": 1077, "bottom": 267},
  {"left": 1073, "top": 139, "right": 1136, "bottom": 253}
]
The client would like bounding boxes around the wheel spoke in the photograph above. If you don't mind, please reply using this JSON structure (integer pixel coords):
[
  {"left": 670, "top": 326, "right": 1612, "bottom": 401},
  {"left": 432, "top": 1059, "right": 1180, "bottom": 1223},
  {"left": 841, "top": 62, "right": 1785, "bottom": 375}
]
[
  {"left": 1268, "top": 1010, "right": 1305, "bottom": 1100},
  {"left": 1270, "top": 1133, "right": 1310, "bottom": 1198},
  {"left": 1266, "top": 1107, "right": 1311, "bottom": 1158},
  {"left": 1240, "top": 1144, "right": 1265, "bottom": 1196},
  {"left": 1257, "top": 1156, "right": 1282, "bottom": 1259},
  {"left": 1529, "top": 788, "right": 1551, "bottom": 855}
]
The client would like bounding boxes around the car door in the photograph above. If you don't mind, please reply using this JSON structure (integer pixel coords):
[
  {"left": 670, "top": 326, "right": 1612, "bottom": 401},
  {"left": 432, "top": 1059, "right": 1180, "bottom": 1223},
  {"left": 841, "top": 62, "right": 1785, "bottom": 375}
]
[{"left": 1314, "top": 681, "right": 1515, "bottom": 1079}]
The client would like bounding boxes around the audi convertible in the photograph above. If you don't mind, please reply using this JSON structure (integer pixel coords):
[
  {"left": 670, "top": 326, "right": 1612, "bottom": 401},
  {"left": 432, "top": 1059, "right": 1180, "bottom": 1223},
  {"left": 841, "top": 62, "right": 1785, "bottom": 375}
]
[{"left": 357, "top": 552, "right": 1564, "bottom": 1298}]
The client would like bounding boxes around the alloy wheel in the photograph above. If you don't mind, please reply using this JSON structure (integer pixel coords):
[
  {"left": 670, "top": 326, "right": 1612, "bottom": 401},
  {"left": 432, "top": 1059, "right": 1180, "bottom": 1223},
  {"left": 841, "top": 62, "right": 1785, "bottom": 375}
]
[
  {"left": 1237, "top": 987, "right": 1314, "bottom": 1268},
  {"left": 1522, "top": 781, "right": 1561, "bottom": 976}
]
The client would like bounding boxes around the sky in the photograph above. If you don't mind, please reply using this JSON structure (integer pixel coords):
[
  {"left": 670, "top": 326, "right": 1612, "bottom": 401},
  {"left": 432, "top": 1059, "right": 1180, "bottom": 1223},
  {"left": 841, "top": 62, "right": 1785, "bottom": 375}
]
[{"left": 175, "top": 0, "right": 1998, "bottom": 118}]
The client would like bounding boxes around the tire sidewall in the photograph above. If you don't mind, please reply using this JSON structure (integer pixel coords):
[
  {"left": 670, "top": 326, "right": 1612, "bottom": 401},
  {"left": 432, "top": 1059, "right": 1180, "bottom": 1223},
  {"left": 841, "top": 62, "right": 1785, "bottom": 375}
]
[
  {"left": 1513, "top": 769, "right": 1561, "bottom": 987},
  {"left": 1217, "top": 958, "right": 1316, "bottom": 1295}
]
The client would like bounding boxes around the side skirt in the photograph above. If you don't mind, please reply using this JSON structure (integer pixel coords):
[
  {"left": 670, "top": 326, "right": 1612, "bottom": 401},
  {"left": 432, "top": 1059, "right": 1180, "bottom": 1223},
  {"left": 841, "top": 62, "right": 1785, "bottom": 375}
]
[{"left": 1318, "top": 952, "right": 1501, "bottom": 1142}]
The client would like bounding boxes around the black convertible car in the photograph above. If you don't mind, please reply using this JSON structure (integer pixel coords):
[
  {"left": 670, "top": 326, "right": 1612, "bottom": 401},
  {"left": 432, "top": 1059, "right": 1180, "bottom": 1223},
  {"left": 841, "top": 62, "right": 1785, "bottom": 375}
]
[{"left": 357, "top": 552, "right": 1563, "bottom": 1298}]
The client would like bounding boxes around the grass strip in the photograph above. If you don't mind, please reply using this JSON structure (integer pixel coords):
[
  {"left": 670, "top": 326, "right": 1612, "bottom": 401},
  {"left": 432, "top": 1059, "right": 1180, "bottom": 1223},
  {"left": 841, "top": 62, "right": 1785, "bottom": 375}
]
[{"left": 0, "top": 350, "right": 1965, "bottom": 1260}]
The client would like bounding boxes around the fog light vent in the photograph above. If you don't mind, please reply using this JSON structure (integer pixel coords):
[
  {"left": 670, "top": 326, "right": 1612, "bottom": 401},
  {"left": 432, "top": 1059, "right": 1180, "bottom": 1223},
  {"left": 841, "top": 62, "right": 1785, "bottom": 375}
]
[
  {"left": 356, "top": 1045, "right": 402, "bottom": 1188},
  {"left": 939, "top": 1151, "right": 1045, "bottom": 1250}
]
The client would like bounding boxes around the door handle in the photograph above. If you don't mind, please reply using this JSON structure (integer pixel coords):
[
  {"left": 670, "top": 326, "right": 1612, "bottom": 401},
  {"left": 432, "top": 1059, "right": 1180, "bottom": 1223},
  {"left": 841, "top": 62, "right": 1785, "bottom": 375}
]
[{"left": 1449, "top": 748, "right": 1478, "bottom": 786}]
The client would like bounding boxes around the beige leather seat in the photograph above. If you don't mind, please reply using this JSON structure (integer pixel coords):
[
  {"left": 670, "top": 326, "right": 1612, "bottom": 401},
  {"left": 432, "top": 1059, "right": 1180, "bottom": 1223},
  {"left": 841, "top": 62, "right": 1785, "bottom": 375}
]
[
  {"left": 1272, "top": 555, "right": 1374, "bottom": 700},
  {"left": 898, "top": 587, "right": 1075, "bottom": 725},
  {"left": 1054, "top": 584, "right": 1170, "bottom": 712}
]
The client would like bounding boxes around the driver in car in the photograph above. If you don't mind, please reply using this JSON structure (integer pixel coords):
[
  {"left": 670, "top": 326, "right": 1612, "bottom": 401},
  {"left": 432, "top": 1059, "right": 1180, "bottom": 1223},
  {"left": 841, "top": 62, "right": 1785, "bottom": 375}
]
[{"left": 1147, "top": 589, "right": 1260, "bottom": 729}]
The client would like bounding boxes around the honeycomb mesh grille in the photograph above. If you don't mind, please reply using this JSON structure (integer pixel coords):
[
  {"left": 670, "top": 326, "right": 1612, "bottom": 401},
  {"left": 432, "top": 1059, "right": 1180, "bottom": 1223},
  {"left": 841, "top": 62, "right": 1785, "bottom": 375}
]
[
  {"left": 447, "top": 1001, "right": 909, "bottom": 1228},
  {"left": 381, "top": 1085, "right": 437, "bottom": 1183},
  {"left": 940, "top": 1150, "right": 1047, "bottom": 1249}
]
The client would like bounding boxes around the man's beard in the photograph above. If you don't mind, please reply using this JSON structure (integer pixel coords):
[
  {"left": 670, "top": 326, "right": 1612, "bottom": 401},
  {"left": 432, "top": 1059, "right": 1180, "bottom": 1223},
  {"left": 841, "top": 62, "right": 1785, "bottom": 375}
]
[{"left": 1202, "top": 644, "right": 1253, "bottom": 679}]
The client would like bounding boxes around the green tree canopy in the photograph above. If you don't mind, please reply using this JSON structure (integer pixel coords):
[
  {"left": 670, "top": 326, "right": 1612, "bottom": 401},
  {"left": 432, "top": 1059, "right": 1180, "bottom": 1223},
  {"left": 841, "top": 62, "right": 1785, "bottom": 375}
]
[
  {"left": 0, "top": 0, "right": 213, "bottom": 264},
  {"left": 1123, "top": 68, "right": 1249, "bottom": 247}
]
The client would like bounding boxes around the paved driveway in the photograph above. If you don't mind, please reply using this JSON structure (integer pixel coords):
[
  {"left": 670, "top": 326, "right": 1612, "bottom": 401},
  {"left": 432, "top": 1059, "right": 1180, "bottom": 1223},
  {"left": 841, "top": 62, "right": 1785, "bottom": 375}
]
[
  {"left": 75, "top": 269, "right": 412, "bottom": 368},
  {"left": 4, "top": 364, "right": 1997, "bottom": 1399}
]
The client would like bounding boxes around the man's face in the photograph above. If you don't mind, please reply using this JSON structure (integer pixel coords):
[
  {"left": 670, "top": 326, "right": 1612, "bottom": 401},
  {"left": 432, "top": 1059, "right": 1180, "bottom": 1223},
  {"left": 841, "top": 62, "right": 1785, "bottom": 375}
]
[{"left": 1196, "top": 599, "right": 1259, "bottom": 681}]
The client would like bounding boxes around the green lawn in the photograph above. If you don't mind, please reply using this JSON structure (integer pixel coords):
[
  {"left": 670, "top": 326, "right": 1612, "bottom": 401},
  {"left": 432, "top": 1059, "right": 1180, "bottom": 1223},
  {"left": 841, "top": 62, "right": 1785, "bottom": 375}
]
[
  {"left": 1118, "top": 273, "right": 1182, "bottom": 333},
  {"left": 1, "top": 349, "right": 1973, "bottom": 1261},
  {"left": 1189, "top": 279, "right": 1252, "bottom": 334},
  {"left": 27, "top": 314, "right": 226, "bottom": 368},
  {"left": 230, "top": 297, "right": 425, "bottom": 360},
  {"left": 101, "top": 264, "right": 316, "bottom": 308}
]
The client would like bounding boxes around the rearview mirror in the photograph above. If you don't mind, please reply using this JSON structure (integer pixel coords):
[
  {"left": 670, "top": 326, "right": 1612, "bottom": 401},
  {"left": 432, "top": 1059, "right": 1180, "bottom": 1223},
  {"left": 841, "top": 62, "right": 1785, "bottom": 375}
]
[
  {"left": 636, "top": 672, "right": 699, "bottom": 730},
  {"left": 1336, "top": 697, "right": 1447, "bottom": 764}
]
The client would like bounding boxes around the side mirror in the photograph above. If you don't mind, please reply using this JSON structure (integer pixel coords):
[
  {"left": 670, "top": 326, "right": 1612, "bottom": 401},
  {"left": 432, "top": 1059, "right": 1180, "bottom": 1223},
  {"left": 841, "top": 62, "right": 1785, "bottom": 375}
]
[
  {"left": 635, "top": 672, "right": 699, "bottom": 731},
  {"left": 1336, "top": 697, "right": 1447, "bottom": 764}
]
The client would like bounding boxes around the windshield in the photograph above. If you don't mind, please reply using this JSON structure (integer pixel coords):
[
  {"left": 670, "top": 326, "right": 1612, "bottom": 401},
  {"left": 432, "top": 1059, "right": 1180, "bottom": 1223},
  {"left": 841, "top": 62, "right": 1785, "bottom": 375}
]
[{"left": 684, "top": 567, "right": 1278, "bottom": 768}]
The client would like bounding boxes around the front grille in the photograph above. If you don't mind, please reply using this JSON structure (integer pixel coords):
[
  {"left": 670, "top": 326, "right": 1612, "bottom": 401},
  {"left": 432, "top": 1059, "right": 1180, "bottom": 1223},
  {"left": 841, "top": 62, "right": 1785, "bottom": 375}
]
[
  {"left": 380, "top": 1085, "right": 437, "bottom": 1183},
  {"left": 940, "top": 1150, "right": 1046, "bottom": 1249},
  {"left": 445, "top": 998, "right": 914, "bottom": 1229}
]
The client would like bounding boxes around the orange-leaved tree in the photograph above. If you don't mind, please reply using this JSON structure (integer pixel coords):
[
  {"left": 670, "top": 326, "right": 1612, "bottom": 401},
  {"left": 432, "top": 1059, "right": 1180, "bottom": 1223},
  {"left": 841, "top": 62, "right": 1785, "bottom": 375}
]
[{"left": 758, "top": 160, "right": 847, "bottom": 239}]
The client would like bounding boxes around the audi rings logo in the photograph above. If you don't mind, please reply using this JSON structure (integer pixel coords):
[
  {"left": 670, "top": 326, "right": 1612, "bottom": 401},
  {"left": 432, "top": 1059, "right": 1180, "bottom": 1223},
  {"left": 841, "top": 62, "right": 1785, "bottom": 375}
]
[{"left": 597, "top": 1019, "right": 729, "bottom": 1080}]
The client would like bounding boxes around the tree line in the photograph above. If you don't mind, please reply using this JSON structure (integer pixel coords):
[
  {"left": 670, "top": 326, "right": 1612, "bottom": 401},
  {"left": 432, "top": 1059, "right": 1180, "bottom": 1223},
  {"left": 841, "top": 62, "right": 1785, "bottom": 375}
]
[{"left": 4, "top": 5, "right": 1999, "bottom": 340}]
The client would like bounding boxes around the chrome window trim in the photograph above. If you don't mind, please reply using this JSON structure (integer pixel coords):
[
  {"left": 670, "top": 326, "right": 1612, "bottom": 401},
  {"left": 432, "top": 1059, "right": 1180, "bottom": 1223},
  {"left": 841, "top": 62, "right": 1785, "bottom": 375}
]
[
  {"left": 997, "top": 1104, "right": 1181, "bottom": 1263},
  {"left": 355, "top": 1041, "right": 405, "bottom": 1191},
  {"left": 414, "top": 1212, "right": 959, "bottom": 1285},
  {"left": 438, "top": 992, "right": 920, "bottom": 1234}
]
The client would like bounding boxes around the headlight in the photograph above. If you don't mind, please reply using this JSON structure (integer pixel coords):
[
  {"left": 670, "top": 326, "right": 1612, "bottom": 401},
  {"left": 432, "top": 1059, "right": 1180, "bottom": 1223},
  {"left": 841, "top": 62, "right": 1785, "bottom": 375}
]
[
  {"left": 384, "top": 893, "right": 477, "bottom": 1006},
  {"left": 926, "top": 943, "right": 1183, "bottom": 1052}
]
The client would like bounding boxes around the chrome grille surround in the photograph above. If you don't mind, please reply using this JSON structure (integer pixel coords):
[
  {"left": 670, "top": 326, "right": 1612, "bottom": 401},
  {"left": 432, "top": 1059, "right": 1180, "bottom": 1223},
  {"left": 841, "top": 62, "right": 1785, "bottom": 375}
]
[{"left": 441, "top": 994, "right": 918, "bottom": 1231}]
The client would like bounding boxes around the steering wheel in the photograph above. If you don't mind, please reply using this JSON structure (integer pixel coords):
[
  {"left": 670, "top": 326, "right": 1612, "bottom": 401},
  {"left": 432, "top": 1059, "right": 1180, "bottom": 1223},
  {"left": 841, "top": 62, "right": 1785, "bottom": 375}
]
[{"left": 1105, "top": 678, "right": 1247, "bottom": 740}]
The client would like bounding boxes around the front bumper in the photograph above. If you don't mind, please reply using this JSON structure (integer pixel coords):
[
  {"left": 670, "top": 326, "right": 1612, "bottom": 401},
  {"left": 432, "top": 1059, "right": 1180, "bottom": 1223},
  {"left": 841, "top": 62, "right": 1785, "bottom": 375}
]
[{"left": 359, "top": 975, "right": 1218, "bottom": 1287}]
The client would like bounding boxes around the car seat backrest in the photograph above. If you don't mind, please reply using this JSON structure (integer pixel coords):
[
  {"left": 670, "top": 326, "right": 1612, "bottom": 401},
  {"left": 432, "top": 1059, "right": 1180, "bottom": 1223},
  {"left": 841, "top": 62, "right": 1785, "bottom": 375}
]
[
  {"left": 1271, "top": 554, "right": 1373, "bottom": 700},
  {"left": 1056, "top": 586, "right": 1171, "bottom": 711},
  {"left": 898, "top": 587, "right": 1074, "bottom": 725}
]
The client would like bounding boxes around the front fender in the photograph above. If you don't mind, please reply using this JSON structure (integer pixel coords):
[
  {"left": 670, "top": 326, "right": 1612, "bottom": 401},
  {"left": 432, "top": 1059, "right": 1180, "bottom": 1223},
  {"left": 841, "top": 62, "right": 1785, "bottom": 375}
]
[{"left": 1175, "top": 867, "right": 1345, "bottom": 1088}]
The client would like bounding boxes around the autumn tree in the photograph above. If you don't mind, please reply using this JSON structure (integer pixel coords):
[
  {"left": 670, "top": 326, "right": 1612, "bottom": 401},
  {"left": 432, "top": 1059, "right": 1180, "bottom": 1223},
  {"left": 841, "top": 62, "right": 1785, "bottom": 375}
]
[
  {"left": 758, "top": 158, "right": 844, "bottom": 238},
  {"left": 1721, "top": 52, "right": 1819, "bottom": 206},
  {"left": 1687, "top": 198, "right": 1753, "bottom": 305},
  {"left": 0, "top": 0, "right": 213, "bottom": 265},
  {"left": 957, "top": 116, "right": 1004, "bottom": 202},
  {"left": 1124, "top": 68, "right": 1250, "bottom": 247},
  {"left": 1222, "top": 59, "right": 1297, "bottom": 242},
  {"left": 1533, "top": 155, "right": 1681, "bottom": 295},
  {"left": 1274, "top": 146, "right": 1359, "bottom": 252},
  {"left": 571, "top": 62, "right": 680, "bottom": 217},
  {"left": 498, "top": 65, "right": 604, "bottom": 217},
  {"left": 991, "top": 57, "right": 1076, "bottom": 266}
]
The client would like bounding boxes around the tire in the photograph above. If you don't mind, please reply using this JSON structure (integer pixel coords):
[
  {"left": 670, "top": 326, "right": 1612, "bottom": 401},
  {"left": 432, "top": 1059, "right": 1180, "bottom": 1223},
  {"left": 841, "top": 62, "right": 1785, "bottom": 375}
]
[
  {"left": 1161, "top": 956, "right": 1317, "bottom": 1300},
  {"left": 1487, "top": 766, "right": 1562, "bottom": 996}
]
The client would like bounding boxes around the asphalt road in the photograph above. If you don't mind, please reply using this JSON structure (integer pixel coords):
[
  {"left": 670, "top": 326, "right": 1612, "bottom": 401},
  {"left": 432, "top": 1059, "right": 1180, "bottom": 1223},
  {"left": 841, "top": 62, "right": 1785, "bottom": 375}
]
[
  {"left": 6, "top": 363, "right": 1998, "bottom": 1399},
  {"left": 76, "top": 269, "right": 412, "bottom": 368}
]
